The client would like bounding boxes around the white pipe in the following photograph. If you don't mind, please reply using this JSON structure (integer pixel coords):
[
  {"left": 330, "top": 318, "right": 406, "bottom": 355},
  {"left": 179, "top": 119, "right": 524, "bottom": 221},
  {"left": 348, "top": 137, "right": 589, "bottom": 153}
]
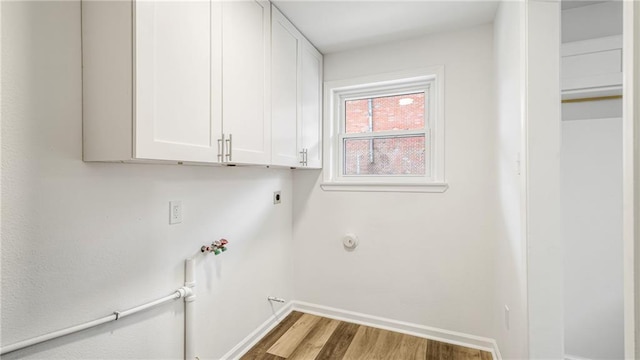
[
  {"left": 0, "top": 288, "right": 190, "bottom": 356},
  {"left": 118, "top": 291, "right": 182, "bottom": 319},
  {"left": 1, "top": 315, "right": 116, "bottom": 355},
  {"left": 184, "top": 258, "right": 196, "bottom": 360}
]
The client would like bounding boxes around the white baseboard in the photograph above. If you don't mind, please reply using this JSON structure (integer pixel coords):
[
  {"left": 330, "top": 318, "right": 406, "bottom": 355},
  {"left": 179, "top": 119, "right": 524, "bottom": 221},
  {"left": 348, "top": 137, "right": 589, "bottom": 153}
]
[
  {"left": 292, "top": 301, "right": 502, "bottom": 360},
  {"left": 220, "top": 300, "right": 502, "bottom": 360},
  {"left": 220, "top": 302, "right": 294, "bottom": 360}
]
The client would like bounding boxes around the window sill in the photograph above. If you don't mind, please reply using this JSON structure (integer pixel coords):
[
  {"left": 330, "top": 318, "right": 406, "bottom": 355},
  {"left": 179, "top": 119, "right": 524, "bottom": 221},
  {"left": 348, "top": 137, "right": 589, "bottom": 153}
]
[{"left": 320, "top": 182, "right": 449, "bottom": 193}]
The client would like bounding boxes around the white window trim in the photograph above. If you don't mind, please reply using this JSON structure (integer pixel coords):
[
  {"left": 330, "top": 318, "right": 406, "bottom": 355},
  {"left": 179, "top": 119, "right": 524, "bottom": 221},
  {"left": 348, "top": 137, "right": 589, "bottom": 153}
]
[{"left": 321, "top": 67, "right": 447, "bottom": 193}]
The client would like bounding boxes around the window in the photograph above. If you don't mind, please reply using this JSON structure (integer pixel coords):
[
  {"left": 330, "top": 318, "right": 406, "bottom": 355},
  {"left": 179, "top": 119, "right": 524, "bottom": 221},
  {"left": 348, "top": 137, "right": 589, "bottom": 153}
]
[{"left": 322, "top": 68, "right": 447, "bottom": 192}]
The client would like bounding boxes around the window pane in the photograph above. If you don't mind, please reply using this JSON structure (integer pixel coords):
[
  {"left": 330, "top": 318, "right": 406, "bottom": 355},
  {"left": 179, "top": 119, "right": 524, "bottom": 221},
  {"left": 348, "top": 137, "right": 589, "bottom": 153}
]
[
  {"left": 343, "top": 136, "right": 426, "bottom": 175},
  {"left": 345, "top": 93, "right": 425, "bottom": 134}
]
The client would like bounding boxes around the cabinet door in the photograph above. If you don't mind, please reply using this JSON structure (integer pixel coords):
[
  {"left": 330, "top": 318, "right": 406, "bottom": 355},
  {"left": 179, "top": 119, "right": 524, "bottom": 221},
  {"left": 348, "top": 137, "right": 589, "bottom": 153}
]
[
  {"left": 300, "top": 40, "right": 323, "bottom": 169},
  {"left": 135, "top": 1, "right": 219, "bottom": 163},
  {"left": 222, "top": 0, "right": 271, "bottom": 165},
  {"left": 271, "top": 7, "right": 301, "bottom": 167}
]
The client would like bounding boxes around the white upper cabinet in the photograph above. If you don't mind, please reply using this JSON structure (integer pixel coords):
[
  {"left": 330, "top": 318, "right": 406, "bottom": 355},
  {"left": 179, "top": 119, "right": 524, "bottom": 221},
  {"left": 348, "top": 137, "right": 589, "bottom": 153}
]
[
  {"left": 83, "top": 0, "right": 317, "bottom": 168},
  {"left": 221, "top": 1, "right": 271, "bottom": 165},
  {"left": 135, "top": 1, "right": 220, "bottom": 162},
  {"left": 270, "top": 6, "right": 323, "bottom": 169},
  {"left": 82, "top": 0, "right": 221, "bottom": 163},
  {"left": 271, "top": 7, "right": 302, "bottom": 167},
  {"left": 299, "top": 39, "right": 323, "bottom": 169}
]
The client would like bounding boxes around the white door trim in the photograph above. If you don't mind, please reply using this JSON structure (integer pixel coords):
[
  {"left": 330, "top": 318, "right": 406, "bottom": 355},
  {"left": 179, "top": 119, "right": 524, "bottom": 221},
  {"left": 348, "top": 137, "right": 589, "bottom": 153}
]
[
  {"left": 524, "top": 1, "right": 564, "bottom": 358},
  {"left": 622, "top": 1, "right": 638, "bottom": 358}
]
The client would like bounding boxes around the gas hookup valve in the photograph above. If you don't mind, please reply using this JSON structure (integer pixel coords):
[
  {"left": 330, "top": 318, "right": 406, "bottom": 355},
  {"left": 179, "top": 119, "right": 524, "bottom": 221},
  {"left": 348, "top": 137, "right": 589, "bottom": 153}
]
[{"left": 201, "top": 239, "right": 229, "bottom": 255}]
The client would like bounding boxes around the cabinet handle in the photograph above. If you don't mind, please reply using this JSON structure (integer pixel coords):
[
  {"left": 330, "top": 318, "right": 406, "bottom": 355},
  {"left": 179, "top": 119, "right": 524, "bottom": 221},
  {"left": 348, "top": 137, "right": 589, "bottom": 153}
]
[
  {"left": 304, "top": 149, "right": 308, "bottom": 166},
  {"left": 299, "top": 149, "right": 308, "bottom": 166},
  {"left": 217, "top": 134, "right": 224, "bottom": 162},
  {"left": 225, "top": 134, "right": 232, "bottom": 162}
]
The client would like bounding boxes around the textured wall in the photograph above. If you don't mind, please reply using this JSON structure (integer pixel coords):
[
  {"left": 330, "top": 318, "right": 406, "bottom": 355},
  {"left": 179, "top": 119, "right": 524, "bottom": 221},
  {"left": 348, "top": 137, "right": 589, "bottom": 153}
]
[{"left": 1, "top": 2, "right": 293, "bottom": 359}]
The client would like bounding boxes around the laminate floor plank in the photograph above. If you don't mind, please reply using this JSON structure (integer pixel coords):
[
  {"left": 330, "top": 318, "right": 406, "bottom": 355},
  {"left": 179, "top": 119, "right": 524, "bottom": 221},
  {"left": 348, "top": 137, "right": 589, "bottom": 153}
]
[
  {"left": 425, "top": 340, "right": 454, "bottom": 360},
  {"left": 267, "top": 313, "right": 322, "bottom": 358},
  {"left": 439, "top": 342, "right": 455, "bottom": 360},
  {"left": 287, "top": 317, "right": 340, "bottom": 360},
  {"left": 241, "top": 311, "right": 304, "bottom": 360},
  {"left": 252, "top": 354, "right": 285, "bottom": 360},
  {"left": 341, "top": 325, "right": 384, "bottom": 360},
  {"left": 371, "top": 328, "right": 406, "bottom": 359},
  {"left": 480, "top": 350, "right": 494, "bottom": 360},
  {"left": 452, "top": 345, "right": 483, "bottom": 360},
  {"left": 244, "top": 311, "right": 494, "bottom": 360},
  {"left": 425, "top": 339, "right": 437, "bottom": 360},
  {"left": 314, "top": 321, "right": 360, "bottom": 360},
  {"left": 396, "top": 334, "right": 428, "bottom": 360}
]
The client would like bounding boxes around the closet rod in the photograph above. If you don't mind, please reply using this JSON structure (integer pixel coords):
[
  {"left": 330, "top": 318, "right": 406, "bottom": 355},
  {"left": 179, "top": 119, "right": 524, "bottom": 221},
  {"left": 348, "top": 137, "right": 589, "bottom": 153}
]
[
  {"left": 562, "top": 95, "right": 622, "bottom": 103},
  {"left": 0, "top": 286, "right": 192, "bottom": 356}
]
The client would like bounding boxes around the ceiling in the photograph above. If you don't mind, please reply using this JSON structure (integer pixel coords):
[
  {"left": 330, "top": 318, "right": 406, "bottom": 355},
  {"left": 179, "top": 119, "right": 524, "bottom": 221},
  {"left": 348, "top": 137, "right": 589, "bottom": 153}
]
[{"left": 271, "top": 1, "right": 500, "bottom": 54}]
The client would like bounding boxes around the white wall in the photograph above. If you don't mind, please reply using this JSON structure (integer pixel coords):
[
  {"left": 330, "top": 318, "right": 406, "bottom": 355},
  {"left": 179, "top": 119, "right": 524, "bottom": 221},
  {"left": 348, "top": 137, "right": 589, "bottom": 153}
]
[
  {"left": 292, "top": 24, "right": 497, "bottom": 338},
  {"left": 561, "top": 118, "right": 624, "bottom": 359},
  {"left": 492, "top": 2, "right": 528, "bottom": 358},
  {"left": 1, "top": 2, "right": 294, "bottom": 359}
]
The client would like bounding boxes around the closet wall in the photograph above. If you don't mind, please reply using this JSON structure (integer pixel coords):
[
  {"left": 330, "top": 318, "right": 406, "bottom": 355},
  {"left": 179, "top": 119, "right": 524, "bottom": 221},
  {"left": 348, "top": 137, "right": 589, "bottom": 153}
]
[{"left": 561, "top": 2, "right": 624, "bottom": 359}]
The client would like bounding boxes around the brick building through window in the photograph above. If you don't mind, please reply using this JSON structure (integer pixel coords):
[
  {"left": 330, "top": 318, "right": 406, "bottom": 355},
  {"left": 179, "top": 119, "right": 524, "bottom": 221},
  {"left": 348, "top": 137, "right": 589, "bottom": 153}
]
[{"left": 343, "top": 93, "right": 426, "bottom": 176}]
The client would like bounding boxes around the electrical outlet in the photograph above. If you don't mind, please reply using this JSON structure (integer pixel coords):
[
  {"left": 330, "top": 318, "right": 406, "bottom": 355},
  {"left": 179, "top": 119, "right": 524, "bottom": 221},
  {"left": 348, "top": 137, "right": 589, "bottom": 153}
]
[
  {"left": 504, "top": 305, "right": 510, "bottom": 330},
  {"left": 273, "top": 191, "right": 282, "bottom": 205},
  {"left": 170, "top": 201, "right": 182, "bottom": 224}
]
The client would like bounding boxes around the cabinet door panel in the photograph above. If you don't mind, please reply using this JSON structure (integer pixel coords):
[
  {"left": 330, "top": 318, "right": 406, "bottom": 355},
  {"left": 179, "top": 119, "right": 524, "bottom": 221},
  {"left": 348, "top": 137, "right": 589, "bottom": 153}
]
[
  {"left": 135, "top": 1, "right": 216, "bottom": 162},
  {"left": 271, "top": 9, "right": 300, "bottom": 167},
  {"left": 300, "top": 41, "right": 323, "bottom": 168},
  {"left": 222, "top": 0, "right": 271, "bottom": 164}
]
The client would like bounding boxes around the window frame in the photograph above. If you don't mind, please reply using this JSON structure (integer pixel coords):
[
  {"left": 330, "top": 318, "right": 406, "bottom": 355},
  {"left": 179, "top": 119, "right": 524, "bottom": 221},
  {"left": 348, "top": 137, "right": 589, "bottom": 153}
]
[
  {"left": 321, "top": 67, "right": 447, "bottom": 193},
  {"left": 339, "top": 86, "right": 431, "bottom": 181}
]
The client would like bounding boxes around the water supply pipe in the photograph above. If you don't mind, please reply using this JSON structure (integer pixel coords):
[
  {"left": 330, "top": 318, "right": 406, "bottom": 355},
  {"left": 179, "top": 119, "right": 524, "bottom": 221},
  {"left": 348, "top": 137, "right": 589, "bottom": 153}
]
[
  {"left": 184, "top": 258, "right": 196, "bottom": 360},
  {"left": 0, "top": 288, "right": 191, "bottom": 356}
]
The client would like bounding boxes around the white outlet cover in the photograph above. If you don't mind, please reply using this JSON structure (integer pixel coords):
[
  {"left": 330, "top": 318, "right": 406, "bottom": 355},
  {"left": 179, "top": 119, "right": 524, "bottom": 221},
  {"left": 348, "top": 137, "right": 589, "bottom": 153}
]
[
  {"left": 170, "top": 201, "right": 182, "bottom": 224},
  {"left": 504, "top": 305, "right": 510, "bottom": 330}
]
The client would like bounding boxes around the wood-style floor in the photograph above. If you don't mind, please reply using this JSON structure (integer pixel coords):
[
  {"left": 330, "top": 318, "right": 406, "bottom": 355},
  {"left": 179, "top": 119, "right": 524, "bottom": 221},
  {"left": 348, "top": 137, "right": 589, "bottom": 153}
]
[{"left": 241, "top": 311, "right": 493, "bottom": 360}]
